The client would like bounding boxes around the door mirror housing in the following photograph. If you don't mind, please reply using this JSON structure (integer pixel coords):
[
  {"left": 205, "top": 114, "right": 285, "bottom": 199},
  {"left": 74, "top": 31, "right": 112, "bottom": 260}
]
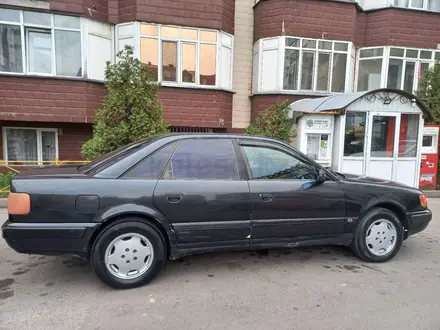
[{"left": 316, "top": 169, "right": 326, "bottom": 183}]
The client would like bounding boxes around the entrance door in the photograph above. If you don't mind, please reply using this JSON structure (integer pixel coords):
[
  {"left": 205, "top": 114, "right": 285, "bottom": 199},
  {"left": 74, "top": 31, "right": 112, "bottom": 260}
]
[{"left": 367, "top": 113, "right": 400, "bottom": 181}]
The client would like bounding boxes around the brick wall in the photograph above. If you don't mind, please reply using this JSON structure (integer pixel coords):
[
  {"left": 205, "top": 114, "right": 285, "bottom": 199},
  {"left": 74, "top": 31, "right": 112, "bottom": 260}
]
[
  {"left": 50, "top": 0, "right": 235, "bottom": 32},
  {"left": 135, "top": 0, "right": 235, "bottom": 34},
  {"left": 0, "top": 76, "right": 105, "bottom": 123},
  {"left": 254, "top": 0, "right": 358, "bottom": 43},
  {"left": 364, "top": 8, "right": 440, "bottom": 49},
  {"left": 159, "top": 87, "right": 233, "bottom": 128},
  {"left": 50, "top": 0, "right": 109, "bottom": 22},
  {"left": 251, "top": 94, "right": 319, "bottom": 122},
  {"left": 0, "top": 76, "right": 233, "bottom": 128},
  {"left": 254, "top": 1, "right": 440, "bottom": 48}
]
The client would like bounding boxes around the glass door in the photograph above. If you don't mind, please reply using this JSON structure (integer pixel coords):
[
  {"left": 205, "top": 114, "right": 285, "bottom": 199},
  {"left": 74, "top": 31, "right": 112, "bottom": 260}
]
[
  {"left": 395, "top": 114, "right": 421, "bottom": 186},
  {"left": 367, "top": 113, "right": 400, "bottom": 181}
]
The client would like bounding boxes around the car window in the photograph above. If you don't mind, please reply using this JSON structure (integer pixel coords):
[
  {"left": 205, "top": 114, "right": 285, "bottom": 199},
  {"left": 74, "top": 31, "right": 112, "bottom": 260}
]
[
  {"left": 242, "top": 146, "right": 317, "bottom": 180},
  {"left": 124, "top": 142, "right": 177, "bottom": 179},
  {"left": 164, "top": 139, "right": 239, "bottom": 180},
  {"left": 79, "top": 138, "right": 152, "bottom": 174}
]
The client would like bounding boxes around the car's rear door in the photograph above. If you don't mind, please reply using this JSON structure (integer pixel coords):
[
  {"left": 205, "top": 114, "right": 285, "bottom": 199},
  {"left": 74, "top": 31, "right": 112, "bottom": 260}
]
[
  {"left": 153, "top": 138, "right": 251, "bottom": 250},
  {"left": 238, "top": 139, "right": 346, "bottom": 246}
]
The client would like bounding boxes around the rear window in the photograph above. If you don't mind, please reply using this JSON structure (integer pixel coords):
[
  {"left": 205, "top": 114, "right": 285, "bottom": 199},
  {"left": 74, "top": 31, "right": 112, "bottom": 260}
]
[{"left": 80, "top": 138, "right": 152, "bottom": 175}]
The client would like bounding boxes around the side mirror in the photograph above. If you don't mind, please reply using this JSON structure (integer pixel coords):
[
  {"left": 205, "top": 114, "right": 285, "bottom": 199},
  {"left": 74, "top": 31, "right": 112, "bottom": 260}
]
[{"left": 316, "top": 169, "right": 326, "bottom": 183}]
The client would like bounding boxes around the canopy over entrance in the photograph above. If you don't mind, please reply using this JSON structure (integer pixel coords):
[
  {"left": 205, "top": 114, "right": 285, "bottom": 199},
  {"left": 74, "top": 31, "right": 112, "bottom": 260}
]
[{"left": 288, "top": 88, "right": 433, "bottom": 121}]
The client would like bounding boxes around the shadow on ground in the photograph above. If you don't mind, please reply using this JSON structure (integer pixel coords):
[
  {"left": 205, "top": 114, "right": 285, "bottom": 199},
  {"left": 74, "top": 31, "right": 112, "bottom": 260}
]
[{"left": 2, "top": 240, "right": 420, "bottom": 292}]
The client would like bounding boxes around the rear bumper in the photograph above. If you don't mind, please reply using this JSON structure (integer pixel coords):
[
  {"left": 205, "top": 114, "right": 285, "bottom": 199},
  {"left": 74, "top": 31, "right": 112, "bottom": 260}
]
[
  {"left": 406, "top": 209, "right": 432, "bottom": 237},
  {"left": 1, "top": 220, "right": 100, "bottom": 259}
]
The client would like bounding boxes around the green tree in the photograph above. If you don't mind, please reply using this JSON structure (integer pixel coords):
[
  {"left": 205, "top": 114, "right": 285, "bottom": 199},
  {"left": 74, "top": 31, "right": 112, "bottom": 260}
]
[
  {"left": 417, "top": 63, "right": 440, "bottom": 124},
  {"left": 245, "top": 100, "right": 293, "bottom": 142},
  {"left": 82, "top": 45, "right": 168, "bottom": 159}
]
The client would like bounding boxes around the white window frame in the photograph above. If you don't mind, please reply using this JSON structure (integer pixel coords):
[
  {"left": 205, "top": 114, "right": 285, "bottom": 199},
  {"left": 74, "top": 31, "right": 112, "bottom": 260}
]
[
  {"left": 355, "top": 46, "right": 387, "bottom": 92},
  {"left": 283, "top": 37, "right": 351, "bottom": 94},
  {"left": 138, "top": 23, "right": 233, "bottom": 89},
  {"left": 394, "top": 0, "right": 440, "bottom": 11},
  {"left": 356, "top": 46, "right": 440, "bottom": 93},
  {"left": 0, "top": 8, "right": 84, "bottom": 78},
  {"left": 2, "top": 127, "right": 59, "bottom": 165},
  {"left": 254, "top": 36, "right": 353, "bottom": 95}
]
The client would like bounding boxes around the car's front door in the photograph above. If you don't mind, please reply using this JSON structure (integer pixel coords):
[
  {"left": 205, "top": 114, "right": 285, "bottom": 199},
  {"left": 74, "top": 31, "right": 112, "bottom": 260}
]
[
  {"left": 238, "top": 140, "right": 346, "bottom": 246},
  {"left": 153, "top": 138, "right": 251, "bottom": 250}
]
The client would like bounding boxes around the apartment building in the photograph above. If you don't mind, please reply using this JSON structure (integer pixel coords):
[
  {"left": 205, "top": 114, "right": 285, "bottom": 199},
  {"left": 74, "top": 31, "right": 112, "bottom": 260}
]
[{"left": 0, "top": 0, "right": 439, "bottom": 163}]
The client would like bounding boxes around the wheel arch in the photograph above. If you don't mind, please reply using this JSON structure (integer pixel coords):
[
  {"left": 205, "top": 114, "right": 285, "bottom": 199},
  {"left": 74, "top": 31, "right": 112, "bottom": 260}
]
[
  {"left": 90, "top": 205, "right": 177, "bottom": 258},
  {"left": 360, "top": 200, "right": 408, "bottom": 231}
]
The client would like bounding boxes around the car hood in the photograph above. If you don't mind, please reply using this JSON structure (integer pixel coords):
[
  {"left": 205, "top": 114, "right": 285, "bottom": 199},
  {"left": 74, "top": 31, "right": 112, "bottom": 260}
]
[
  {"left": 15, "top": 165, "right": 85, "bottom": 178},
  {"left": 336, "top": 172, "right": 412, "bottom": 189}
]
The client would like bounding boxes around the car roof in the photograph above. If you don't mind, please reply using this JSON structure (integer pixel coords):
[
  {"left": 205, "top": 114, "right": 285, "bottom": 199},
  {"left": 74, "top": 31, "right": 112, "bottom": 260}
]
[{"left": 154, "top": 133, "right": 288, "bottom": 145}]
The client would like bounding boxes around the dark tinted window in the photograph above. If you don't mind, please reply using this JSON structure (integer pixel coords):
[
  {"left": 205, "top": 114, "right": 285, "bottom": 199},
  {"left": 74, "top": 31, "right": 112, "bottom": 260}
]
[
  {"left": 165, "top": 139, "right": 239, "bottom": 180},
  {"left": 124, "top": 142, "right": 177, "bottom": 179},
  {"left": 423, "top": 135, "right": 433, "bottom": 147},
  {"left": 242, "top": 146, "right": 316, "bottom": 180},
  {"left": 80, "top": 138, "right": 152, "bottom": 174}
]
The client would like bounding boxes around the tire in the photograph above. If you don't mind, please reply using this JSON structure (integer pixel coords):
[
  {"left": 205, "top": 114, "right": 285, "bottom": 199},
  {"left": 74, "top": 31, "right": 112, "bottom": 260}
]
[
  {"left": 91, "top": 218, "right": 167, "bottom": 289},
  {"left": 351, "top": 207, "right": 404, "bottom": 263}
]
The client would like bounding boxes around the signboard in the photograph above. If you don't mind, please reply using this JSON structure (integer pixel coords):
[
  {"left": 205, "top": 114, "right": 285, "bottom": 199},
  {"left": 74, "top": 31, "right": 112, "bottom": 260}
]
[{"left": 305, "top": 118, "right": 332, "bottom": 130}]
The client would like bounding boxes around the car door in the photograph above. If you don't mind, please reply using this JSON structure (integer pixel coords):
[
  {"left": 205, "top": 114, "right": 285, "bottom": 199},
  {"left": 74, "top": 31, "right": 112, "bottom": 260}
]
[
  {"left": 238, "top": 139, "right": 346, "bottom": 246},
  {"left": 153, "top": 138, "right": 251, "bottom": 249}
]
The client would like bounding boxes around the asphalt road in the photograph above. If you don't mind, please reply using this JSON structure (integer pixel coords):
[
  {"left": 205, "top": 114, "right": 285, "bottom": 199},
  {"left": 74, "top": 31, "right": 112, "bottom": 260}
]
[{"left": 1, "top": 202, "right": 440, "bottom": 330}]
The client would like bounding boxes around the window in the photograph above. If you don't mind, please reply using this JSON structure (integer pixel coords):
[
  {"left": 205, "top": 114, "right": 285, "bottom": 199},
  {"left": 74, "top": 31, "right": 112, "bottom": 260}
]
[
  {"left": 139, "top": 24, "right": 232, "bottom": 88},
  {"left": 388, "top": 47, "right": 435, "bottom": 92},
  {"left": 357, "top": 47, "right": 384, "bottom": 91},
  {"left": 344, "top": 112, "right": 367, "bottom": 157},
  {"left": 395, "top": 0, "right": 440, "bottom": 11},
  {"left": 4, "top": 128, "right": 58, "bottom": 165},
  {"left": 282, "top": 37, "right": 350, "bottom": 93},
  {"left": 124, "top": 142, "right": 177, "bottom": 179},
  {"left": 370, "top": 116, "right": 396, "bottom": 157},
  {"left": 0, "top": 8, "right": 82, "bottom": 77},
  {"left": 358, "top": 46, "right": 437, "bottom": 92},
  {"left": 399, "top": 114, "right": 419, "bottom": 157},
  {"left": 242, "top": 146, "right": 317, "bottom": 180},
  {"left": 164, "top": 139, "right": 239, "bottom": 180}
]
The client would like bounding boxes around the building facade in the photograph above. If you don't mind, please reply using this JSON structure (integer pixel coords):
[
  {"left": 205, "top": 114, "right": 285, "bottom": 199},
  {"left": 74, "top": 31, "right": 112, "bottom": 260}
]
[{"left": 0, "top": 0, "right": 439, "bottom": 163}]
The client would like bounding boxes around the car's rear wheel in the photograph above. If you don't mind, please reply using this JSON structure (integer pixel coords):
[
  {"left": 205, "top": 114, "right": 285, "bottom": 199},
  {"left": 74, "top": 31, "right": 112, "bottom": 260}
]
[
  {"left": 351, "top": 208, "right": 404, "bottom": 262},
  {"left": 91, "top": 219, "right": 166, "bottom": 289}
]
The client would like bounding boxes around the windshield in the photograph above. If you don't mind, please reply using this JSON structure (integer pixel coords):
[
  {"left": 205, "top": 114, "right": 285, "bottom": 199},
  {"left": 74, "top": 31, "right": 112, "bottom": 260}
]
[{"left": 79, "top": 138, "right": 152, "bottom": 174}]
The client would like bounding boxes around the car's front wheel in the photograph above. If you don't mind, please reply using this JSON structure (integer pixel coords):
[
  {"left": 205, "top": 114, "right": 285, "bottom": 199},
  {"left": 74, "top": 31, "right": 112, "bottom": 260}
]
[
  {"left": 351, "top": 208, "right": 404, "bottom": 262},
  {"left": 91, "top": 218, "right": 166, "bottom": 289}
]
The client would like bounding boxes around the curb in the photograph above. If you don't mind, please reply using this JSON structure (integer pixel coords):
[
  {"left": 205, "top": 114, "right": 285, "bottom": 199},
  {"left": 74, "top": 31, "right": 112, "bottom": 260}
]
[
  {"left": 0, "top": 199, "right": 6, "bottom": 208},
  {"left": 425, "top": 191, "right": 440, "bottom": 198}
]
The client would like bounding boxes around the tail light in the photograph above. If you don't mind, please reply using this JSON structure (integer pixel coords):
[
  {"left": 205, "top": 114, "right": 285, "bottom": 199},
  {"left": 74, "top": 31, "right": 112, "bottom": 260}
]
[
  {"left": 8, "top": 193, "right": 30, "bottom": 215},
  {"left": 419, "top": 194, "right": 428, "bottom": 209}
]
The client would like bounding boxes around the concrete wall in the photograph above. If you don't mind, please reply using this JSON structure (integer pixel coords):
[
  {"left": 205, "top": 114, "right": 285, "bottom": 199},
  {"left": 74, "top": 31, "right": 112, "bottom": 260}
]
[{"left": 232, "top": 0, "right": 253, "bottom": 129}]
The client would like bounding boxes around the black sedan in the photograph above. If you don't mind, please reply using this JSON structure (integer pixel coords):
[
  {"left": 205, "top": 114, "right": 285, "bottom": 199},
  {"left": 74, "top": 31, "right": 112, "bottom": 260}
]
[{"left": 2, "top": 134, "right": 432, "bottom": 289}]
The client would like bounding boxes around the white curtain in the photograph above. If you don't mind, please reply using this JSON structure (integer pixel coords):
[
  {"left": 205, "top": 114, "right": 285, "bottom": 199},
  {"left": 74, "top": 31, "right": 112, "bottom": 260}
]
[
  {"left": 428, "top": 0, "right": 440, "bottom": 11},
  {"left": 6, "top": 129, "right": 38, "bottom": 164},
  {"left": 394, "top": 0, "right": 409, "bottom": 6}
]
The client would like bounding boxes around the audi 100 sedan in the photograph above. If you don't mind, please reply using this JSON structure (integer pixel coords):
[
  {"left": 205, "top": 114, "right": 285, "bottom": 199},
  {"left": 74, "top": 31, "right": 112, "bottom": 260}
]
[{"left": 2, "top": 134, "right": 432, "bottom": 289}]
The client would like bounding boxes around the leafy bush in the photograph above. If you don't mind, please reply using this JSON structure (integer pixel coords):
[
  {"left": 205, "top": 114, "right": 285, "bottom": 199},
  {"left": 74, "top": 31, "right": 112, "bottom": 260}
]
[
  {"left": 417, "top": 63, "right": 440, "bottom": 188},
  {"left": 82, "top": 45, "right": 169, "bottom": 159},
  {"left": 245, "top": 100, "right": 293, "bottom": 142},
  {"left": 0, "top": 172, "right": 14, "bottom": 193},
  {"left": 417, "top": 63, "right": 440, "bottom": 124}
]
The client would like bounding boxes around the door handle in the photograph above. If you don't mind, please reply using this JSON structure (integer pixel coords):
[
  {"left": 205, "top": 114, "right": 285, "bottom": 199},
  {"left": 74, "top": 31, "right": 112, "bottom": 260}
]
[
  {"left": 259, "top": 193, "right": 274, "bottom": 202},
  {"left": 166, "top": 194, "right": 182, "bottom": 203}
]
